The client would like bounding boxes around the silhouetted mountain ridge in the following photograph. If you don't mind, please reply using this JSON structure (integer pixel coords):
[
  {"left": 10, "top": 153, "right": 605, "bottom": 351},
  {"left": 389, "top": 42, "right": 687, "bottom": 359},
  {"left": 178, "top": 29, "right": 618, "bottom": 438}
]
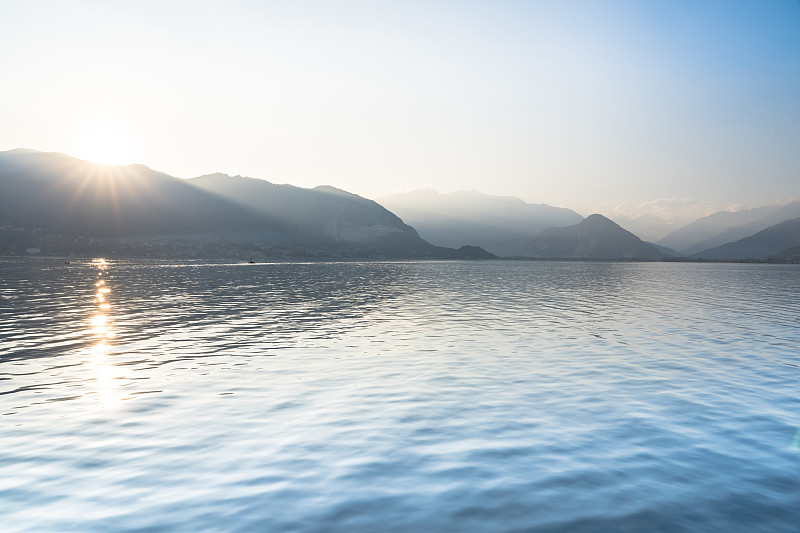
[
  {"left": 0, "top": 149, "right": 494, "bottom": 259},
  {"left": 190, "top": 173, "right": 419, "bottom": 243},
  {"left": 0, "top": 150, "right": 269, "bottom": 239},
  {"left": 658, "top": 202, "right": 800, "bottom": 254},
  {"left": 609, "top": 214, "right": 687, "bottom": 243},
  {"left": 520, "top": 214, "right": 667, "bottom": 260},
  {"left": 692, "top": 217, "right": 800, "bottom": 260},
  {"left": 378, "top": 189, "right": 583, "bottom": 256}
]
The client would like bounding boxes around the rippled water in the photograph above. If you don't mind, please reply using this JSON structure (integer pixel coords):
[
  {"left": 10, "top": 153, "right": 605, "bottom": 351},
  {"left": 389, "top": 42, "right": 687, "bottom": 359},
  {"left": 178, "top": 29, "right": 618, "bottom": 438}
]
[{"left": 2, "top": 258, "right": 799, "bottom": 532}]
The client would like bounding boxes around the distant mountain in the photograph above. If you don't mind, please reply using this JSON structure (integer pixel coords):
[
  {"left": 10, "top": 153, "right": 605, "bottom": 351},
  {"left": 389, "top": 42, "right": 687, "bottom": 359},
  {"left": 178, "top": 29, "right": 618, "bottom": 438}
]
[
  {"left": 0, "top": 149, "right": 494, "bottom": 259},
  {"left": 649, "top": 242, "right": 683, "bottom": 257},
  {"left": 657, "top": 202, "right": 800, "bottom": 255},
  {"left": 519, "top": 214, "right": 667, "bottom": 260},
  {"left": 378, "top": 189, "right": 583, "bottom": 257},
  {"left": 692, "top": 217, "right": 800, "bottom": 260},
  {"left": 608, "top": 214, "right": 684, "bottom": 243},
  {"left": 189, "top": 173, "right": 420, "bottom": 244},
  {"left": 0, "top": 148, "right": 269, "bottom": 239}
]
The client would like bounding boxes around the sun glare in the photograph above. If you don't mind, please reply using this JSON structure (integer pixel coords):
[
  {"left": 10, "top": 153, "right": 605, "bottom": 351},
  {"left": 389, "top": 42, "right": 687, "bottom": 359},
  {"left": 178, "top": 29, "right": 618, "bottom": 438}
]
[{"left": 74, "top": 127, "right": 138, "bottom": 165}]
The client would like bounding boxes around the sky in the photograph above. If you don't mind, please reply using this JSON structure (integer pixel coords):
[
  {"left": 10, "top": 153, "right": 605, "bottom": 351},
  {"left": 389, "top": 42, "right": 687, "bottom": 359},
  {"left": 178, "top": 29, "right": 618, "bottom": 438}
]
[{"left": 1, "top": 0, "right": 798, "bottom": 218}]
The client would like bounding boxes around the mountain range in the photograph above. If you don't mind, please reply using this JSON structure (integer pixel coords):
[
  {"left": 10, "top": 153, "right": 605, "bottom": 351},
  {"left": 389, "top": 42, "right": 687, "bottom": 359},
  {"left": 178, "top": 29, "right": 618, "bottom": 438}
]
[
  {"left": 2, "top": 148, "right": 798, "bottom": 262},
  {"left": 378, "top": 189, "right": 582, "bottom": 257},
  {"left": 690, "top": 217, "right": 800, "bottom": 260},
  {"left": 0, "top": 149, "right": 492, "bottom": 259},
  {"left": 607, "top": 214, "right": 687, "bottom": 243},
  {"left": 519, "top": 214, "right": 666, "bottom": 260},
  {"left": 656, "top": 202, "right": 800, "bottom": 255}
]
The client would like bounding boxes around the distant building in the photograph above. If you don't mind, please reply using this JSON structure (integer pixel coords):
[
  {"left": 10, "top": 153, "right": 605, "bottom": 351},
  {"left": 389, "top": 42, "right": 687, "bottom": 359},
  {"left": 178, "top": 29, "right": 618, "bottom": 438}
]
[{"left": 25, "top": 248, "right": 41, "bottom": 254}]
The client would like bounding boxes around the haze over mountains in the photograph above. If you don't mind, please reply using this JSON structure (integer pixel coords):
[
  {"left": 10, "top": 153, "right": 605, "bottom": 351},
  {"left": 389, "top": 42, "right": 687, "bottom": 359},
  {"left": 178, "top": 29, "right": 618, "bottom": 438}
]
[
  {"left": 692, "top": 217, "right": 800, "bottom": 260},
  {"left": 0, "top": 149, "right": 268, "bottom": 239},
  {"left": 656, "top": 202, "right": 800, "bottom": 255},
  {"left": 189, "top": 174, "right": 419, "bottom": 245},
  {"left": 379, "top": 189, "right": 582, "bottom": 257},
  {"left": 1, "top": 148, "right": 798, "bottom": 262},
  {"left": 520, "top": 214, "right": 666, "bottom": 260},
  {"left": 607, "top": 214, "right": 687, "bottom": 244},
  {"left": 0, "top": 149, "right": 491, "bottom": 259}
]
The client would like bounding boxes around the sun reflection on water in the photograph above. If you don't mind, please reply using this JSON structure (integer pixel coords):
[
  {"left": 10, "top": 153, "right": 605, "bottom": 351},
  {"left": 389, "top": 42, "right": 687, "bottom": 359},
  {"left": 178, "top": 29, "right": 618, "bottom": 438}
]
[{"left": 88, "top": 258, "right": 120, "bottom": 409}]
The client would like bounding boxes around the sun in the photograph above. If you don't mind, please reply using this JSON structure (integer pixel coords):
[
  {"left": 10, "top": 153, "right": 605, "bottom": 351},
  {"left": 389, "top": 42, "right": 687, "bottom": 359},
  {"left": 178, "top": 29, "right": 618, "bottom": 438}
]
[{"left": 74, "top": 126, "right": 139, "bottom": 165}]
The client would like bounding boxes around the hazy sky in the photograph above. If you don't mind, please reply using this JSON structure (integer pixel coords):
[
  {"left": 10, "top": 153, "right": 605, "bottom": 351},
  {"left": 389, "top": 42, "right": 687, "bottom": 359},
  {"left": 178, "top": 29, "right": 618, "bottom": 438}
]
[{"left": 1, "top": 0, "right": 798, "bottom": 217}]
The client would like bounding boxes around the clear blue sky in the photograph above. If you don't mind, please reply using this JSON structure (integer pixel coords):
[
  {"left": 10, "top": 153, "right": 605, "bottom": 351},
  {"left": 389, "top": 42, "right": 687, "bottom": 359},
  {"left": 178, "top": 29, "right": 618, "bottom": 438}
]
[{"left": 1, "top": 0, "right": 798, "bottom": 216}]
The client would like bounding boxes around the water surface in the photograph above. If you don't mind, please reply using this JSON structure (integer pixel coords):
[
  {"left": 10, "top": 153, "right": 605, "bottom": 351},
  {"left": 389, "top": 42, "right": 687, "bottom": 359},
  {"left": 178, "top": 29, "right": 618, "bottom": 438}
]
[{"left": 2, "top": 259, "right": 799, "bottom": 532}]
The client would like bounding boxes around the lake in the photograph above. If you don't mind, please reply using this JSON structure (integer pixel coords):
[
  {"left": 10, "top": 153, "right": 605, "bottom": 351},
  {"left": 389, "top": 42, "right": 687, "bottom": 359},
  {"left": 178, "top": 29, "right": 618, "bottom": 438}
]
[{"left": 1, "top": 259, "right": 799, "bottom": 532}]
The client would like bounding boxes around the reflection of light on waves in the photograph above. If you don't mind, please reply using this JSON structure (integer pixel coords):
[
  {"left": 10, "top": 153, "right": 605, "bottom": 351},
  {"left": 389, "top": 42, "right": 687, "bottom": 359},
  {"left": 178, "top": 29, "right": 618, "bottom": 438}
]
[
  {"left": 89, "top": 258, "right": 120, "bottom": 409},
  {"left": 91, "top": 341, "right": 119, "bottom": 409}
]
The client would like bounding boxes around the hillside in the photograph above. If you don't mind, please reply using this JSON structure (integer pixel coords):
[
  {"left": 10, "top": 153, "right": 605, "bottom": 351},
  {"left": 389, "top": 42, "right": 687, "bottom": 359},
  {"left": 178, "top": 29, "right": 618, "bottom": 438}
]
[
  {"left": 609, "top": 214, "right": 685, "bottom": 243},
  {"left": 658, "top": 202, "right": 800, "bottom": 255},
  {"left": 0, "top": 148, "right": 270, "bottom": 239},
  {"left": 0, "top": 149, "right": 493, "bottom": 259},
  {"left": 520, "top": 214, "right": 667, "bottom": 260},
  {"left": 693, "top": 217, "right": 800, "bottom": 260},
  {"left": 378, "top": 189, "right": 582, "bottom": 257},
  {"left": 189, "top": 174, "right": 420, "bottom": 244}
]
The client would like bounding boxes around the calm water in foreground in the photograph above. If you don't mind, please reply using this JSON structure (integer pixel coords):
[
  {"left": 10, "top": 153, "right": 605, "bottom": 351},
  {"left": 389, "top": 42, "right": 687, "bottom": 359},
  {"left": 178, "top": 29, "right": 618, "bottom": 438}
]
[{"left": 1, "top": 259, "right": 799, "bottom": 532}]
